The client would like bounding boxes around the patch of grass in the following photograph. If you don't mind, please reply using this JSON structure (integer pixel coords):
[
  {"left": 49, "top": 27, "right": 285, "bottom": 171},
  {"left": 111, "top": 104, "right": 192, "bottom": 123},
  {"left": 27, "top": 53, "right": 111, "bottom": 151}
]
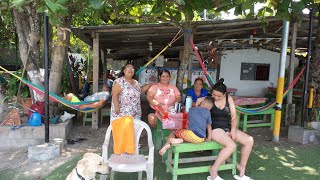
[
  {"left": 0, "top": 169, "right": 31, "bottom": 180},
  {"left": 45, "top": 155, "right": 82, "bottom": 180},
  {"left": 246, "top": 144, "right": 320, "bottom": 180},
  {"left": 43, "top": 144, "right": 320, "bottom": 180}
]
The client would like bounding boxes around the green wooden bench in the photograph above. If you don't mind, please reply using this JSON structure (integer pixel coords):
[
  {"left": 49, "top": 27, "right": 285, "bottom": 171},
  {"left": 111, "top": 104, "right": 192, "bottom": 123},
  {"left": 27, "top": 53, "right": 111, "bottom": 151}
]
[
  {"left": 237, "top": 108, "right": 275, "bottom": 132},
  {"left": 152, "top": 119, "right": 171, "bottom": 150},
  {"left": 164, "top": 142, "right": 237, "bottom": 180},
  {"left": 153, "top": 119, "right": 237, "bottom": 180},
  {"left": 82, "top": 107, "right": 110, "bottom": 125}
]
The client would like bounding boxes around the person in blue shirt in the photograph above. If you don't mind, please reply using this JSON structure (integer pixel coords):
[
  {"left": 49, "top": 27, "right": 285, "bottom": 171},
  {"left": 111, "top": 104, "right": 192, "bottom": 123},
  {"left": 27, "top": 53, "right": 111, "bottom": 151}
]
[
  {"left": 159, "top": 96, "right": 213, "bottom": 156},
  {"left": 186, "top": 77, "right": 209, "bottom": 107}
]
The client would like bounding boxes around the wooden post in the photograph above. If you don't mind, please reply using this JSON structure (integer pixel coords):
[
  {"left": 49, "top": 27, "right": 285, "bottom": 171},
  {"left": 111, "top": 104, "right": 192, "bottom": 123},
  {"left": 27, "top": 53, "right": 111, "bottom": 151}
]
[
  {"left": 285, "top": 22, "right": 297, "bottom": 126},
  {"left": 187, "top": 35, "right": 193, "bottom": 88},
  {"left": 101, "top": 50, "right": 106, "bottom": 83},
  {"left": 177, "top": 24, "right": 192, "bottom": 92},
  {"left": 92, "top": 32, "right": 100, "bottom": 129}
]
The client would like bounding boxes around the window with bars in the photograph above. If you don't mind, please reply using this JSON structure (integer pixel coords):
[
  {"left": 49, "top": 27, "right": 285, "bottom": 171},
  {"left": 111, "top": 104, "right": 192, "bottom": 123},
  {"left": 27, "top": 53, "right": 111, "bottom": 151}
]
[{"left": 240, "top": 63, "right": 270, "bottom": 81}]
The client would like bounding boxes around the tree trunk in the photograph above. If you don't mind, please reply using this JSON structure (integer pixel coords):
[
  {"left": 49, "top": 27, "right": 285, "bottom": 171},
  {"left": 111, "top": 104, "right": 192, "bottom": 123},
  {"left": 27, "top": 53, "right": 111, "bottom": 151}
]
[
  {"left": 311, "top": 15, "right": 320, "bottom": 113},
  {"left": 13, "top": 3, "right": 42, "bottom": 101},
  {"left": 48, "top": 14, "right": 73, "bottom": 118},
  {"left": 177, "top": 23, "right": 192, "bottom": 91},
  {"left": 49, "top": 15, "right": 73, "bottom": 94}
]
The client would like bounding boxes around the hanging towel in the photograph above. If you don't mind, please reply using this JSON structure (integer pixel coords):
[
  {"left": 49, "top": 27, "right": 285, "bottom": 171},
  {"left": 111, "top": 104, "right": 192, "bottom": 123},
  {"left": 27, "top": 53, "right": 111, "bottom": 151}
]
[{"left": 112, "top": 116, "right": 135, "bottom": 155}]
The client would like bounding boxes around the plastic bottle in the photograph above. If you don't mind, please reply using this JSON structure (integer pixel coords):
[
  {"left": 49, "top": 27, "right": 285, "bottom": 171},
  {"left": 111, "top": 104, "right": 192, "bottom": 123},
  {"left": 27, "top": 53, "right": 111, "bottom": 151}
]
[{"left": 185, "top": 96, "right": 192, "bottom": 113}]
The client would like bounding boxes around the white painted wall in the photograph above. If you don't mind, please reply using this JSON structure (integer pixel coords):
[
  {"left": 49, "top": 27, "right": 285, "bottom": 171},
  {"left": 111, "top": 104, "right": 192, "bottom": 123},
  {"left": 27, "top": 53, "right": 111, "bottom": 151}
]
[{"left": 220, "top": 48, "right": 299, "bottom": 97}]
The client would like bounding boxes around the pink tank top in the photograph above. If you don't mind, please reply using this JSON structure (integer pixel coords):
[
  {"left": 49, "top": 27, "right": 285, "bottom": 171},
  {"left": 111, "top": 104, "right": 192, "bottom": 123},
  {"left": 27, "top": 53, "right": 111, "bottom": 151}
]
[{"left": 149, "top": 83, "right": 181, "bottom": 110}]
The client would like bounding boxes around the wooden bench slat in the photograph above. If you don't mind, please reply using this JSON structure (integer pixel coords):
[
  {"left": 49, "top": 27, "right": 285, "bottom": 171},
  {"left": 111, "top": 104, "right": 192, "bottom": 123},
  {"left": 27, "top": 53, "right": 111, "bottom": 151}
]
[
  {"left": 176, "top": 156, "right": 218, "bottom": 163},
  {"left": 172, "top": 142, "right": 224, "bottom": 152}
]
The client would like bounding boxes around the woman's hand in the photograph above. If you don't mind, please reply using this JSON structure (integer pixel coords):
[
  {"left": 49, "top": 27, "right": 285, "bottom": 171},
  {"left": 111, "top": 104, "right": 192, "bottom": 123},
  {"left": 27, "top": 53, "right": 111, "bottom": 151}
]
[
  {"left": 230, "top": 129, "right": 237, "bottom": 141},
  {"left": 114, "top": 106, "right": 120, "bottom": 114},
  {"left": 195, "top": 97, "right": 205, "bottom": 107},
  {"left": 152, "top": 99, "right": 159, "bottom": 106},
  {"left": 141, "top": 83, "right": 154, "bottom": 93}
]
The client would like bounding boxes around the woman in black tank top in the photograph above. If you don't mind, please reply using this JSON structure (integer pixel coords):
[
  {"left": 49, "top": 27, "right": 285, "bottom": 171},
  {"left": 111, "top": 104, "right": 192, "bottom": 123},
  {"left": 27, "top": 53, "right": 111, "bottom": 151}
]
[
  {"left": 199, "top": 78, "right": 254, "bottom": 180},
  {"left": 211, "top": 94, "right": 231, "bottom": 132}
]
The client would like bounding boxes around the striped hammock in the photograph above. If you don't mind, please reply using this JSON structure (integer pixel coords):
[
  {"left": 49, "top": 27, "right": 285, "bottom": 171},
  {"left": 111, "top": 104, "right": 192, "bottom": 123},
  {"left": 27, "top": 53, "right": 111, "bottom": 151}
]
[
  {"left": 189, "top": 37, "right": 305, "bottom": 114},
  {"left": 0, "top": 66, "right": 103, "bottom": 113}
]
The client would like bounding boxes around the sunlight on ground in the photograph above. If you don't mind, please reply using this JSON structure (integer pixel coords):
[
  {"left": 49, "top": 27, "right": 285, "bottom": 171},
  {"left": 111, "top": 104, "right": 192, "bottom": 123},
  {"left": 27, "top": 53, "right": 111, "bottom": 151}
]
[
  {"left": 291, "top": 166, "right": 319, "bottom": 176},
  {"left": 257, "top": 167, "right": 266, "bottom": 171},
  {"left": 280, "top": 160, "right": 319, "bottom": 176},
  {"left": 285, "top": 149, "right": 297, "bottom": 157},
  {"left": 258, "top": 154, "right": 268, "bottom": 160},
  {"left": 9, "top": 152, "right": 19, "bottom": 160},
  {"left": 280, "top": 161, "right": 293, "bottom": 167},
  {"left": 287, "top": 154, "right": 297, "bottom": 159},
  {"left": 33, "top": 167, "right": 42, "bottom": 172},
  {"left": 278, "top": 155, "right": 288, "bottom": 161}
]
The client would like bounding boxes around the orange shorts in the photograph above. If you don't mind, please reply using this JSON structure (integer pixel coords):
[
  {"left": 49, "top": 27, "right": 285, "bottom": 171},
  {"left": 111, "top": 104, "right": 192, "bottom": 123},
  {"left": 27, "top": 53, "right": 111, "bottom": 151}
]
[{"left": 175, "top": 129, "right": 204, "bottom": 144}]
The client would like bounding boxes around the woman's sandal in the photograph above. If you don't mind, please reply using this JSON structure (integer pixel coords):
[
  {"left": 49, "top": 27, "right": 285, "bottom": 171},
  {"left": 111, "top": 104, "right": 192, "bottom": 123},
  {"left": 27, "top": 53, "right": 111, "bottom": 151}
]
[
  {"left": 233, "top": 175, "right": 253, "bottom": 180},
  {"left": 207, "top": 175, "right": 224, "bottom": 180}
]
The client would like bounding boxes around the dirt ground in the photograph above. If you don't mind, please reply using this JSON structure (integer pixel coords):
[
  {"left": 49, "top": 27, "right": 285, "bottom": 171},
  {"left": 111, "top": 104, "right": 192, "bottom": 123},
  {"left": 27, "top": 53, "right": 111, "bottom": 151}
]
[
  {"left": 0, "top": 101, "right": 151, "bottom": 179},
  {"left": 0, "top": 101, "right": 296, "bottom": 179}
]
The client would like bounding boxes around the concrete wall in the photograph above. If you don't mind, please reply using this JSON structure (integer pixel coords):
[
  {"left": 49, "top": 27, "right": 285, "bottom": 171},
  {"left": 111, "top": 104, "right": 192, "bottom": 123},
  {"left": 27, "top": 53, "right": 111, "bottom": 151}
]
[
  {"left": 220, "top": 48, "right": 299, "bottom": 97},
  {"left": 0, "top": 119, "right": 72, "bottom": 151}
]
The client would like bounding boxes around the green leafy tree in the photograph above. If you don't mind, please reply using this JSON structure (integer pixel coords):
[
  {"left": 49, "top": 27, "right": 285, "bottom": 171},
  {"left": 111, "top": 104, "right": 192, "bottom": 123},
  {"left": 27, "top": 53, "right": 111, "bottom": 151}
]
[
  {"left": 103, "top": 0, "right": 240, "bottom": 90},
  {"left": 0, "top": 0, "right": 112, "bottom": 98}
]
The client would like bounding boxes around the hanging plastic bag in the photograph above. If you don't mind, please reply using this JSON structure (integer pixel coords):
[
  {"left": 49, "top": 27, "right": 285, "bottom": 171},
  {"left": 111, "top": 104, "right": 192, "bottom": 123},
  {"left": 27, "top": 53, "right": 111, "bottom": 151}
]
[{"left": 28, "top": 112, "right": 42, "bottom": 126}]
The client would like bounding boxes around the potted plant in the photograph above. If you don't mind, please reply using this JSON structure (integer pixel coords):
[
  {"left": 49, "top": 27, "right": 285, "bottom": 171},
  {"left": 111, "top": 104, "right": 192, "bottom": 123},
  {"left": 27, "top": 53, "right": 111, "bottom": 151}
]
[{"left": 2, "top": 69, "right": 32, "bottom": 113}]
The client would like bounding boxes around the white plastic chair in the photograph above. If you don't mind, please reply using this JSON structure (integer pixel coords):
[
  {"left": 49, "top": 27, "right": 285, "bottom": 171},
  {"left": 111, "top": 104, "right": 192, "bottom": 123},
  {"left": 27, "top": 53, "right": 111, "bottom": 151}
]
[{"left": 100, "top": 119, "right": 154, "bottom": 180}]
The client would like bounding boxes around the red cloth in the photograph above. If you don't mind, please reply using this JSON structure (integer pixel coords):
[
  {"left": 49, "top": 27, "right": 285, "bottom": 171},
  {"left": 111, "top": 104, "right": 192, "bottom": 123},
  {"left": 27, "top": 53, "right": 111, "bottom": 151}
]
[
  {"left": 28, "top": 101, "right": 45, "bottom": 122},
  {"left": 233, "top": 96, "right": 267, "bottom": 106}
]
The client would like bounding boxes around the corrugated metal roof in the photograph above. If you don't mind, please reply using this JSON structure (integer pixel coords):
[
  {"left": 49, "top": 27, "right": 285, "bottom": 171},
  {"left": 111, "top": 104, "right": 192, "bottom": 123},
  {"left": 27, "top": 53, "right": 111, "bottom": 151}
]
[{"left": 72, "top": 16, "right": 317, "bottom": 60}]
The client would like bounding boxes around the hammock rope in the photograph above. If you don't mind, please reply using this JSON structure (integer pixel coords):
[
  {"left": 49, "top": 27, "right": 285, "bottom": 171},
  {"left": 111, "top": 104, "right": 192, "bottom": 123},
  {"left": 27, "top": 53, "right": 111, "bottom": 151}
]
[
  {"left": 189, "top": 35, "right": 306, "bottom": 114},
  {"left": 236, "top": 66, "right": 305, "bottom": 114},
  {"left": 135, "top": 29, "right": 183, "bottom": 75},
  {"left": 190, "top": 37, "right": 215, "bottom": 88},
  {"left": 0, "top": 65, "right": 103, "bottom": 113}
]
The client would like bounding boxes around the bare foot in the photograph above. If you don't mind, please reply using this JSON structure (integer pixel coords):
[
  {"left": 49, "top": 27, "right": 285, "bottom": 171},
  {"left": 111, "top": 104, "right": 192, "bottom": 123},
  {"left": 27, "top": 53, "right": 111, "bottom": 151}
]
[
  {"left": 237, "top": 164, "right": 246, "bottom": 177},
  {"left": 169, "top": 138, "right": 183, "bottom": 144},
  {"left": 209, "top": 167, "right": 218, "bottom": 180},
  {"left": 159, "top": 143, "right": 171, "bottom": 156}
]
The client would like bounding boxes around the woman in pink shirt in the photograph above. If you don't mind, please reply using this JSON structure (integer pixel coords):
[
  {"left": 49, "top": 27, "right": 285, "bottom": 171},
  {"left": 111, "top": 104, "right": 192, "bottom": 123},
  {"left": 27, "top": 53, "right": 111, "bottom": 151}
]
[{"left": 146, "top": 69, "right": 181, "bottom": 127}]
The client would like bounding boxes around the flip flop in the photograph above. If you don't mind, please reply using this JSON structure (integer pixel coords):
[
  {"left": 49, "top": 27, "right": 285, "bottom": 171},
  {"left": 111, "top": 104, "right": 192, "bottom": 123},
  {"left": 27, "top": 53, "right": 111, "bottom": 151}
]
[
  {"left": 233, "top": 175, "right": 253, "bottom": 180},
  {"left": 75, "top": 137, "right": 87, "bottom": 142},
  {"left": 67, "top": 139, "right": 75, "bottom": 145},
  {"left": 207, "top": 175, "right": 224, "bottom": 180}
]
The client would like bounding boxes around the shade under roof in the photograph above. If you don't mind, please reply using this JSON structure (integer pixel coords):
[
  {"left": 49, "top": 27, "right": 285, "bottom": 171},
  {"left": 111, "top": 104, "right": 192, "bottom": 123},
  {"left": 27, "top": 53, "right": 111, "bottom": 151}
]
[{"left": 71, "top": 16, "right": 317, "bottom": 60}]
